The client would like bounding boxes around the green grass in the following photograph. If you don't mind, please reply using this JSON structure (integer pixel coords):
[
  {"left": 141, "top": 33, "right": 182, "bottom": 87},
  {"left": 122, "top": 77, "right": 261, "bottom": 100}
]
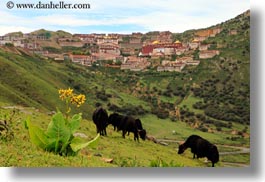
[
  {"left": 217, "top": 145, "right": 241, "bottom": 153},
  {"left": 140, "top": 114, "right": 249, "bottom": 146},
  {"left": 107, "top": 89, "right": 151, "bottom": 111},
  {"left": 160, "top": 95, "right": 181, "bottom": 104},
  {"left": 0, "top": 105, "right": 250, "bottom": 167},
  {"left": 0, "top": 106, "right": 204, "bottom": 167},
  {"left": 178, "top": 94, "right": 204, "bottom": 114},
  {"left": 221, "top": 153, "right": 250, "bottom": 164}
]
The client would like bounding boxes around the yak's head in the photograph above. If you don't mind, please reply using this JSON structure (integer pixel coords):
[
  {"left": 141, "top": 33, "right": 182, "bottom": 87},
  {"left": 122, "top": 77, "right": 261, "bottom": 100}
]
[
  {"left": 209, "top": 145, "right": 219, "bottom": 163},
  {"left": 178, "top": 143, "right": 187, "bottom": 154},
  {"left": 139, "top": 129, "right": 147, "bottom": 141}
]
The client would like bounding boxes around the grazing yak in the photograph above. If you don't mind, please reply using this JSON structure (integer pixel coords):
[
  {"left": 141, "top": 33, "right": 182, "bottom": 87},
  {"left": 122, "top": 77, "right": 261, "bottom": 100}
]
[
  {"left": 108, "top": 113, "right": 146, "bottom": 141},
  {"left": 121, "top": 116, "right": 147, "bottom": 141},
  {"left": 178, "top": 135, "right": 219, "bottom": 167},
  {"left": 92, "top": 107, "right": 108, "bottom": 136},
  {"left": 108, "top": 113, "right": 126, "bottom": 131}
]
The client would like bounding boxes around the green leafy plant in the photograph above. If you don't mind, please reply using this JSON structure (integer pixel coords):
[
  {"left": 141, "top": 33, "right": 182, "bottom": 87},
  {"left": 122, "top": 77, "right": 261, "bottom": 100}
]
[{"left": 25, "top": 88, "right": 100, "bottom": 156}]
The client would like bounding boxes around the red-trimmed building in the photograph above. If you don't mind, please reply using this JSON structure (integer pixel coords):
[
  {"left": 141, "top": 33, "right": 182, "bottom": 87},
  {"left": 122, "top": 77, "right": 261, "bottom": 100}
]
[{"left": 139, "top": 40, "right": 183, "bottom": 57}]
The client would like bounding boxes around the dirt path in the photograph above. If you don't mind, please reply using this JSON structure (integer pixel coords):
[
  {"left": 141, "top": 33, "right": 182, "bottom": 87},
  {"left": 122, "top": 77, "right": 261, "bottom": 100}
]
[
  {"left": 221, "top": 162, "right": 249, "bottom": 167},
  {"left": 217, "top": 144, "right": 250, "bottom": 155},
  {"left": 1, "top": 105, "right": 36, "bottom": 114}
]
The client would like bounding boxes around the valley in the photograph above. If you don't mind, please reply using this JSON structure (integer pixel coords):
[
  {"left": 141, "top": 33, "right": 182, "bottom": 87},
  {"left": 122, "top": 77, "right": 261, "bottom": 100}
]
[{"left": 0, "top": 10, "right": 250, "bottom": 167}]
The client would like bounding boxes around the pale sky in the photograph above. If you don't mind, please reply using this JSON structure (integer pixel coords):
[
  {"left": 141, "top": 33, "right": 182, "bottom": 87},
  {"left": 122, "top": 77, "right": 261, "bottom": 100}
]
[{"left": 0, "top": 0, "right": 249, "bottom": 35}]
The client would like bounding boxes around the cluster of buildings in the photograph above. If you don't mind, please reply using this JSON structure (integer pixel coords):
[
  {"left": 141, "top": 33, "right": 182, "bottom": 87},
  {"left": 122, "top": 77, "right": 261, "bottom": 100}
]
[
  {"left": 157, "top": 57, "right": 200, "bottom": 72},
  {"left": 121, "top": 56, "right": 150, "bottom": 71},
  {"left": 0, "top": 33, "right": 41, "bottom": 50},
  {"left": 0, "top": 27, "right": 223, "bottom": 72}
]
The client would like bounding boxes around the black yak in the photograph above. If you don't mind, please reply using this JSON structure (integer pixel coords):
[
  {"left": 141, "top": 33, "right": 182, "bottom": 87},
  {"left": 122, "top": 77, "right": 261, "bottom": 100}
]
[
  {"left": 178, "top": 135, "right": 219, "bottom": 167},
  {"left": 108, "top": 113, "right": 146, "bottom": 141},
  {"left": 121, "top": 116, "right": 146, "bottom": 141},
  {"left": 92, "top": 107, "right": 108, "bottom": 136},
  {"left": 108, "top": 113, "right": 126, "bottom": 131}
]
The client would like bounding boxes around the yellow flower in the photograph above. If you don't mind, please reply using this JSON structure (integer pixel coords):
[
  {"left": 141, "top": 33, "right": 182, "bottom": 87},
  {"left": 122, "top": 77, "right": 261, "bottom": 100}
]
[
  {"left": 70, "top": 94, "right": 86, "bottom": 107},
  {"left": 58, "top": 88, "right": 74, "bottom": 100},
  {"left": 58, "top": 88, "right": 86, "bottom": 107}
]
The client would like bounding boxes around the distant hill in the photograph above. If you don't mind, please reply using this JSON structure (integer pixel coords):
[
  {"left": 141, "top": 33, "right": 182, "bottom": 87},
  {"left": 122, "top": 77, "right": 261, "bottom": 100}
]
[
  {"left": 30, "top": 29, "right": 72, "bottom": 38},
  {"left": 5, "top": 31, "right": 24, "bottom": 37}
]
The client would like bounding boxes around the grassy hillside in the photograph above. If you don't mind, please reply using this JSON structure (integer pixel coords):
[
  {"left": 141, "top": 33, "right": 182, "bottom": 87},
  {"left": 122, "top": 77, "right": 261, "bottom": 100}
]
[
  {"left": 0, "top": 51, "right": 250, "bottom": 166},
  {"left": 0, "top": 11, "right": 250, "bottom": 167},
  {"left": 0, "top": 106, "right": 202, "bottom": 167},
  {"left": 0, "top": 48, "right": 97, "bottom": 117},
  {"left": 0, "top": 104, "right": 249, "bottom": 167}
]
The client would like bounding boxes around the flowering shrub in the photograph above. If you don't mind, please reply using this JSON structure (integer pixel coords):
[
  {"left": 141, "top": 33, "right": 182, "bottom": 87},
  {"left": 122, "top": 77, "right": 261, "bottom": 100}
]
[{"left": 25, "top": 88, "right": 99, "bottom": 156}]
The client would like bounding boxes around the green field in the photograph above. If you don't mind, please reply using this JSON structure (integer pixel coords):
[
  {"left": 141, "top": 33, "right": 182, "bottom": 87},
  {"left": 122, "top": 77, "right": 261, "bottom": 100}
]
[
  {"left": 0, "top": 106, "right": 201, "bottom": 167},
  {"left": 0, "top": 101, "right": 249, "bottom": 167},
  {"left": 0, "top": 105, "right": 249, "bottom": 167}
]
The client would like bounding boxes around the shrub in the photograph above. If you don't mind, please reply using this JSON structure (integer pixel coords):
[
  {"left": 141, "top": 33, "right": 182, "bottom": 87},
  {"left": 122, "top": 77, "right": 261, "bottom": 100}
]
[
  {"left": 96, "top": 90, "right": 110, "bottom": 101},
  {"left": 152, "top": 108, "right": 169, "bottom": 119},
  {"left": 216, "top": 127, "right": 222, "bottom": 131},
  {"left": 198, "top": 124, "right": 208, "bottom": 132},
  {"left": 170, "top": 116, "right": 178, "bottom": 122},
  {"left": 5, "top": 43, "right": 14, "bottom": 47},
  {"left": 108, "top": 103, "right": 147, "bottom": 116},
  {"left": 25, "top": 88, "right": 99, "bottom": 156}
]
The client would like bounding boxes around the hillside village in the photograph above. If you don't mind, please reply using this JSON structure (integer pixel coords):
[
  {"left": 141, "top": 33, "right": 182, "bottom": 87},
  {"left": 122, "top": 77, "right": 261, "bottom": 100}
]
[{"left": 0, "top": 26, "right": 228, "bottom": 72}]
